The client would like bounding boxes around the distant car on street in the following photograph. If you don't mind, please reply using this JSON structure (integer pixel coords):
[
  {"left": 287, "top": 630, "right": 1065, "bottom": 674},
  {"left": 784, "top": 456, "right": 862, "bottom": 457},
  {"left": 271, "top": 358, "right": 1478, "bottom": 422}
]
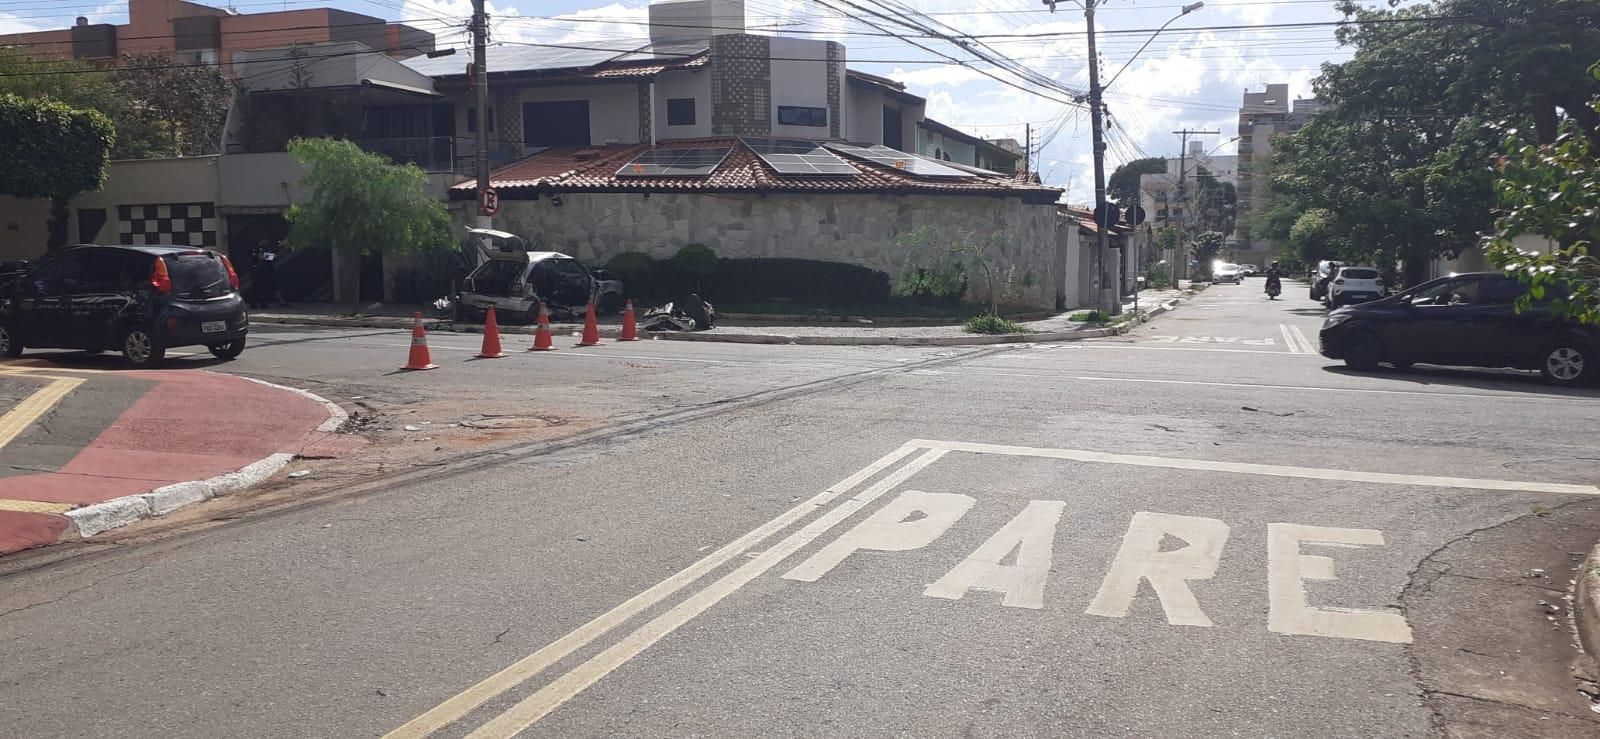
[
  {"left": 1240, "top": 264, "right": 1262, "bottom": 276},
  {"left": 1325, "top": 266, "right": 1386, "bottom": 307},
  {"left": 1318, "top": 271, "right": 1598, "bottom": 386},
  {"left": 1213, "top": 263, "right": 1245, "bottom": 284},
  {"left": 0, "top": 244, "right": 247, "bottom": 367}
]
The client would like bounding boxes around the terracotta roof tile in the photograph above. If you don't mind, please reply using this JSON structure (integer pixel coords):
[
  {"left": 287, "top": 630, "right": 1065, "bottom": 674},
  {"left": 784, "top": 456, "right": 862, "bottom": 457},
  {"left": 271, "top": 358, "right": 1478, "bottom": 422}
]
[{"left": 458, "top": 137, "right": 1063, "bottom": 201}]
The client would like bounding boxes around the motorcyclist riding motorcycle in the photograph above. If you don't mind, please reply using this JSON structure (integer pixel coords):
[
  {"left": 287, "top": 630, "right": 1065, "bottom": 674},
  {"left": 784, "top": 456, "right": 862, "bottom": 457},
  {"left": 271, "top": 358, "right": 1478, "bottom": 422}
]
[{"left": 1264, "top": 261, "right": 1283, "bottom": 299}]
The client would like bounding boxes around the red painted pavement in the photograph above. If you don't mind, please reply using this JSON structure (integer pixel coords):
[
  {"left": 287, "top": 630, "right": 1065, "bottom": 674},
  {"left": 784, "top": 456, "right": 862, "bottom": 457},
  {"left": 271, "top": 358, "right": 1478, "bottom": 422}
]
[{"left": 0, "top": 370, "right": 341, "bottom": 554}]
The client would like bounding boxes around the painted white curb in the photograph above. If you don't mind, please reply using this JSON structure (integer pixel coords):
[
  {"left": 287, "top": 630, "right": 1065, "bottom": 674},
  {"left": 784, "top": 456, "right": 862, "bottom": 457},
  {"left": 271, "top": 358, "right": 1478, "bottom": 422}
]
[{"left": 60, "top": 377, "right": 345, "bottom": 541}]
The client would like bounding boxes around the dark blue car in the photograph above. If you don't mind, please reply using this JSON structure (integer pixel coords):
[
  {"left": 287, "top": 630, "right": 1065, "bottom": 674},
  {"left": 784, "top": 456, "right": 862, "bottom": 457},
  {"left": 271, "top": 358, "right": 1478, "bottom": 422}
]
[
  {"left": 0, "top": 244, "right": 248, "bottom": 367},
  {"left": 1318, "top": 272, "right": 1598, "bottom": 387}
]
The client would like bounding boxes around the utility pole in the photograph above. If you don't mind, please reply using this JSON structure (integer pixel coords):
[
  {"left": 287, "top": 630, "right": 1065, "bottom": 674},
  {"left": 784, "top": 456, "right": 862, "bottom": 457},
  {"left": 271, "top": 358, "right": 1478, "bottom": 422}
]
[
  {"left": 1083, "top": 0, "right": 1117, "bottom": 316},
  {"left": 471, "top": 0, "right": 491, "bottom": 228},
  {"left": 1171, "top": 128, "right": 1218, "bottom": 285}
]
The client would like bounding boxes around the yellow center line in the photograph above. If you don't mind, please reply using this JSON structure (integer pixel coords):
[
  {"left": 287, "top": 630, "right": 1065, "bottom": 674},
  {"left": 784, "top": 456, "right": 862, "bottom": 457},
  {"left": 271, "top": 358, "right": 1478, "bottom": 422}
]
[
  {"left": 0, "top": 498, "right": 75, "bottom": 515},
  {"left": 0, "top": 375, "right": 84, "bottom": 451}
]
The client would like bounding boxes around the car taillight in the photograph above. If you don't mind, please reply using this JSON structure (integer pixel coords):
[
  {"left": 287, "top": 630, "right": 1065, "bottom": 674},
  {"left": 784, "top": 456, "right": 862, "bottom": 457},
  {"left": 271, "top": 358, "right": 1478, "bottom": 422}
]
[
  {"left": 220, "top": 255, "right": 240, "bottom": 289},
  {"left": 1334, "top": 278, "right": 1345, "bottom": 285},
  {"left": 150, "top": 257, "right": 173, "bottom": 294}
]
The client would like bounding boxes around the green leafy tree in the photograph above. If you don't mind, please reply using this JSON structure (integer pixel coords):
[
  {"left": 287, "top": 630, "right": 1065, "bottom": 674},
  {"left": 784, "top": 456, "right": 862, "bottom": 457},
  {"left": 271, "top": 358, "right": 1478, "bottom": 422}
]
[
  {"left": 1107, "top": 157, "right": 1166, "bottom": 209},
  {"left": 1272, "top": 0, "right": 1600, "bottom": 282},
  {"left": 1485, "top": 63, "right": 1600, "bottom": 325},
  {"left": 896, "top": 225, "right": 1028, "bottom": 316},
  {"left": 113, "top": 54, "right": 233, "bottom": 156},
  {"left": 284, "top": 138, "right": 453, "bottom": 311},
  {"left": 0, "top": 94, "right": 114, "bottom": 251},
  {"left": 1192, "top": 231, "right": 1225, "bottom": 267},
  {"left": 1287, "top": 208, "right": 1344, "bottom": 267}
]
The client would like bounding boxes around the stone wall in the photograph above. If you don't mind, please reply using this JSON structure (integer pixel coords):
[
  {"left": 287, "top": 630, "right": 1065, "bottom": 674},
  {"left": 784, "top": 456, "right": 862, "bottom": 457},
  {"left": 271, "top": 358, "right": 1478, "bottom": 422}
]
[
  {"left": 474, "top": 191, "right": 1064, "bottom": 308},
  {"left": 710, "top": 34, "right": 771, "bottom": 136}
]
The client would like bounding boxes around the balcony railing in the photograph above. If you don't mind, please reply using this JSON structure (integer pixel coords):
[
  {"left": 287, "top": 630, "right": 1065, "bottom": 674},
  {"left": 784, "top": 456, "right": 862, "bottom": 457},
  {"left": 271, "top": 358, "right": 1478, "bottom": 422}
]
[{"left": 352, "top": 137, "right": 456, "bottom": 173}]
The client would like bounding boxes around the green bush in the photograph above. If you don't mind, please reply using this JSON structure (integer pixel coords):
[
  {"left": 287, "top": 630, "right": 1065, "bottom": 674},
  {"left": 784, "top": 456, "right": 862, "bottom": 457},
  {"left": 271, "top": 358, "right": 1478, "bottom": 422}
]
[
  {"left": 964, "top": 313, "right": 1027, "bottom": 335},
  {"left": 1070, "top": 310, "right": 1108, "bottom": 322},
  {"left": 671, "top": 243, "right": 718, "bottom": 288},
  {"left": 604, "top": 252, "right": 658, "bottom": 293},
  {"left": 897, "top": 262, "right": 967, "bottom": 305},
  {"left": 1144, "top": 264, "right": 1173, "bottom": 290}
]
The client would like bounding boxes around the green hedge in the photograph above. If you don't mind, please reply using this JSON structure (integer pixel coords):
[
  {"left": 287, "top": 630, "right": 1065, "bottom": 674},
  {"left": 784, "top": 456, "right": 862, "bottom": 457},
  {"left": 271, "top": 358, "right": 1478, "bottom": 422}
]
[{"left": 603, "top": 252, "right": 891, "bottom": 305}]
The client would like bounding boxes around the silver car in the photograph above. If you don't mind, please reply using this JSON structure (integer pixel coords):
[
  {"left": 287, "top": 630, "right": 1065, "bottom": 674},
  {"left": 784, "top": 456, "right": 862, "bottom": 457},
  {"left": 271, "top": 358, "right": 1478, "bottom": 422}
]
[{"left": 457, "top": 228, "right": 599, "bottom": 323}]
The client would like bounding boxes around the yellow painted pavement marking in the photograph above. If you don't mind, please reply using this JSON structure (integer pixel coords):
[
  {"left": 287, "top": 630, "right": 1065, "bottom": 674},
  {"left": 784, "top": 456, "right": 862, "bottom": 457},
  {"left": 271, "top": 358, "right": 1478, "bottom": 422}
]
[
  {"left": 0, "top": 498, "right": 75, "bottom": 514},
  {"left": 0, "top": 375, "right": 83, "bottom": 451}
]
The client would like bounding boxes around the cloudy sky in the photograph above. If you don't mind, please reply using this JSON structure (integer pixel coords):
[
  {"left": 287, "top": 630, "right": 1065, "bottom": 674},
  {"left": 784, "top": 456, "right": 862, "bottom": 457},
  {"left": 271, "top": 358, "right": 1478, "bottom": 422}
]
[{"left": 2, "top": 0, "right": 1392, "bottom": 199}]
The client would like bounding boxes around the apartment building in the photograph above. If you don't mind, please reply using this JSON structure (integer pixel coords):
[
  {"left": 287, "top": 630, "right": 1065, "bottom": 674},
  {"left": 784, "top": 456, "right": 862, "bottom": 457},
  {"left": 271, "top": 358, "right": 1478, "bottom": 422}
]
[{"left": 1235, "top": 83, "right": 1320, "bottom": 264}]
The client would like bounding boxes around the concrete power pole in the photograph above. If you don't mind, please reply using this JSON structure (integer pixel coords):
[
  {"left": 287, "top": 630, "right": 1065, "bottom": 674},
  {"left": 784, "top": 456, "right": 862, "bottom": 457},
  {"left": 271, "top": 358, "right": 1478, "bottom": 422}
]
[
  {"left": 472, "top": 0, "right": 491, "bottom": 228},
  {"left": 1172, "top": 128, "right": 1217, "bottom": 284},
  {"left": 1084, "top": 0, "right": 1118, "bottom": 316}
]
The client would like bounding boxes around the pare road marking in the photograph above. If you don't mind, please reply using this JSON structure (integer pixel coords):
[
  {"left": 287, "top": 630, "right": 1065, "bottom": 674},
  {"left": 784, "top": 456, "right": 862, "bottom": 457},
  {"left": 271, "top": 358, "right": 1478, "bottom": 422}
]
[
  {"left": 1147, "top": 336, "right": 1279, "bottom": 346},
  {"left": 391, "top": 439, "right": 1589, "bottom": 737}
]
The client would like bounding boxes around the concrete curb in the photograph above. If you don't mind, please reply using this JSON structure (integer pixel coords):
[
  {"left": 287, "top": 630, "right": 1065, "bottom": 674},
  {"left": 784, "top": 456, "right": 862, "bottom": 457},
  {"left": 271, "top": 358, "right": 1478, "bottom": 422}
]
[
  {"left": 58, "top": 379, "right": 346, "bottom": 541},
  {"left": 1574, "top": 542, "right": 1600, "bottom": 673},
  {"left": 251, "top": 295, "right": 1188, "bottom": 348}
]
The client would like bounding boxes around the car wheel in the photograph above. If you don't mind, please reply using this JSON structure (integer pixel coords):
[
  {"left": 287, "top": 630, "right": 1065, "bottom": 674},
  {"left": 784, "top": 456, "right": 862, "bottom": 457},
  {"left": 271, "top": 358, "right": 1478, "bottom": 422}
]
[
  {"left": 1540, "top": 341, "right": 1595, "bottom": 387},
  {"left": 0, "top": 324, "right": 22, "bottom": 358},
  {"left": 120, "top": 326, "right": 166, "bottom": 368},
  {"left": 208, "top": 337, "right": 246, "bottom": 360},
  {"left": 1342, "top": 332, "right": 1382, "bottom": 371}
]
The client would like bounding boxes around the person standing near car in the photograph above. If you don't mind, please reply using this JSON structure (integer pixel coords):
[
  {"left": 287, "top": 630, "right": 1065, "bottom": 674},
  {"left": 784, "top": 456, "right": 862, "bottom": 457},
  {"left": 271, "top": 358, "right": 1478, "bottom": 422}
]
[{"left": 250, "top": 239, "right": 288, "bottom": 309}]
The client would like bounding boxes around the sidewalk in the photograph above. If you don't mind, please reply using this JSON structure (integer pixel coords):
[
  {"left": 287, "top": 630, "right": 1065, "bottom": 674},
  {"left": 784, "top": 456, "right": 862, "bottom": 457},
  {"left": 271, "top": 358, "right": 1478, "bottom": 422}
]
[
  {"left": 250, "top": 285, "right": 1202, "bottom": 347},
  {"left": 0, "top": 362, "right": 351, "bottom": 554}
]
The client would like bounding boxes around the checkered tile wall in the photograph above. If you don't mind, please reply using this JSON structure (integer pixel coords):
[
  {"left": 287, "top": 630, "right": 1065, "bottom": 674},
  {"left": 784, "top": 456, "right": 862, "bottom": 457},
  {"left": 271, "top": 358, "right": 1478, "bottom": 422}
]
[{"left": 116, "top": 203, "right": 217, "bottom": 247}]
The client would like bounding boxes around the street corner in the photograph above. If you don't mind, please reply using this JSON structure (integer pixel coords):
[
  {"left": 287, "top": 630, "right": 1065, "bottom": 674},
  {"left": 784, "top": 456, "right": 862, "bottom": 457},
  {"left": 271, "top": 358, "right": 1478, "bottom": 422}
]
[{"left": 0, "top": 360, "right": 348, "bottom": 554}]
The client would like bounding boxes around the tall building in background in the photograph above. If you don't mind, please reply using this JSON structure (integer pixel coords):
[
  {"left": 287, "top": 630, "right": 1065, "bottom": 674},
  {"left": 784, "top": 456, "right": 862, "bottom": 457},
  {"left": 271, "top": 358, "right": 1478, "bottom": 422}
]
[
  {"left": 1235, "top": 83, "right": 1320, "bottom": 264},
  {"left": 1138, "top": 139, "right": 1239, "bottom": 247},
  {"left": 0, "top": 0, "right": 435, "bottom": 73}
]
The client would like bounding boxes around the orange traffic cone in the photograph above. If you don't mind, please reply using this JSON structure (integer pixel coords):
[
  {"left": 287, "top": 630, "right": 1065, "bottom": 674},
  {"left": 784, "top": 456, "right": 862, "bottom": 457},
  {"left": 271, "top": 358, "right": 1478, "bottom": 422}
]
[
  {"left": 619, "top": 299, "right": 641, "bottom": 341},
  {"left": 401, "top": 312, "right": 437, "bottom": 370},
  {"left": 577, "top": 298, "right": 601, "bottom": 347},
  {"left": 529, "top": 302, "right": 556, "bottom": 352},
  {"left": 477, "top": 305, "right": 508, "bottom": 358}
]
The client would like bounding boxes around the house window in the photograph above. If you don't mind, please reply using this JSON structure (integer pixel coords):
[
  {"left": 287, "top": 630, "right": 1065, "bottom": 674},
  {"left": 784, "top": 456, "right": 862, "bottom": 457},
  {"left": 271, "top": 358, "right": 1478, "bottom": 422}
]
[
  {"left": 777, "top": 105, "right": 827, "bottom": 127},
  {"left": 666, "top": 98, "right": 696, "bottom": 126},
  {"left": 466, "top": 106, "right": 495, "bottom": 134},
  {"left": 523, "top": 100, "right": 591, "bottom": 147}
]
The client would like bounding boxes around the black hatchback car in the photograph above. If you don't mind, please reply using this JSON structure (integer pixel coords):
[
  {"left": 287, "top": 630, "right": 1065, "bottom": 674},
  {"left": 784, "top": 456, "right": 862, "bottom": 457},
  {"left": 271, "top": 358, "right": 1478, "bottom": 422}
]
[
  {"left": 1319, "top": 272, "right": 1598, "bottom": 387},
  {"left": 0, "top": 245, "right": 248, "bottom": 367}
]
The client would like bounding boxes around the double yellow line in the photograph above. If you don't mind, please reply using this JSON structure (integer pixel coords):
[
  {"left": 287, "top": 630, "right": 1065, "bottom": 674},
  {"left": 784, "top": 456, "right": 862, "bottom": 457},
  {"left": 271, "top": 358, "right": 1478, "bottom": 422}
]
[{"left": 0, "top": 364, "right": 86, "bottom": 515}]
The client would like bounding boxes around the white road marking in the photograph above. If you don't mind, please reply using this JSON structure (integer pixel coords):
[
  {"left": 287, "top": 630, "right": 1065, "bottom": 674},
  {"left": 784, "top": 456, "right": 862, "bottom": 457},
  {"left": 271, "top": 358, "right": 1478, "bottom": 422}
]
[
  {"left": 1290, "top": 325, "right": 1315, "bottom": 354},
  {"left": 1279, "top": 324, "right": 1301, "bottom": 354},
  {"left": 384, "top": 444, "right": 924, "bottom": 739},
  {"left": 1267, "top": 524, "right": 1413, "bottom": 644},
  {"left": 923, "top": 499, "right": 1066, "bottom": 610},
  {"left": 459, "top": 449, "right": 949, "bottom": 739},
  {"left": 908, "top": 439, "right": 1600, "bottom": 496},
  {"left": 783, "top": 490, "right": 974, "bottom": 582},
  {"left": 1086, "top": 512, "right": 1231, "bottom": 627},
  {"left": 933, "top": 368, "right": 1600, "bottom": 403},
  {"left": 1070, "top": 344, "right": 1309, "bottom": 357}
]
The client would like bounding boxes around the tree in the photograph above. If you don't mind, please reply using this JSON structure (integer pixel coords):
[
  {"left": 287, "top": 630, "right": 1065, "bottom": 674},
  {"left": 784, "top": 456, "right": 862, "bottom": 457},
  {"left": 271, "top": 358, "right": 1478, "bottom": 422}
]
[
  {"left": 1271, "top": 0, "right": 1600, "bottom": 283},
  {"left": 1287, "top": 208, "right": 1343, "bottom": 267},
  {"left": 113, "top": 54, "right": 233, "bottom": 157},
  {"left": 1107, "top": 157, "right": 1166, "bottom": 209},
  {"left": 0, "top": 94, "right": 114, "bottom": 251},
  {"left": 1192, "top": 167, "right": 1237, "bottom": 238},
  {"left": 284, "top": 138, "right": 453, "bottom": 311},
  {"left": 1485, "top": 62, "right": 1600, "bottom": 325},
  {"left": 896, "top": 225, "right": 1030, "bottom": 316},
  {"left": 1192, "top": 231, "right": 1225, "bottom": 267},
  {"left": 0, "top": 50, "right": 231, "bottom": 159}
]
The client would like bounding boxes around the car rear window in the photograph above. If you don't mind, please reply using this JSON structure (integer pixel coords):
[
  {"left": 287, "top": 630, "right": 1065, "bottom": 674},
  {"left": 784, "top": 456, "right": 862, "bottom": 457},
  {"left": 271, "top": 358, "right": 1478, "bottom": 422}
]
[
  {"left": 1341, "top": 268, "right": 1379, "bottom": 280},
  {"left": 163, "top": 252, "right": 232, "bottom": 299}
]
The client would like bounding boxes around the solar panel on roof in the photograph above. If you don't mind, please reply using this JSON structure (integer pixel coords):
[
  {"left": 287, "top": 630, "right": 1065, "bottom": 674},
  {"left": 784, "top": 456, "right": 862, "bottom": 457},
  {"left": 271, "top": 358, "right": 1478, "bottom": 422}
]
[
  {"left": 741, "top": 138, "right": 860, "bottom": 176},
  {"left": 616, "top": 147, "right": 732, "bottom": 177},
  {"left": 825, "top": 142, "right": 968, "bottom": 179}
]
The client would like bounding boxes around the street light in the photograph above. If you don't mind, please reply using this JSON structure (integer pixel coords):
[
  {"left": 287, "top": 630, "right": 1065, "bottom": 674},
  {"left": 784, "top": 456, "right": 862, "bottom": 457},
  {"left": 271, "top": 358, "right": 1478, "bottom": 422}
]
[{"left": 1103, "top": 2, "right": 1204, "bottom": 92}]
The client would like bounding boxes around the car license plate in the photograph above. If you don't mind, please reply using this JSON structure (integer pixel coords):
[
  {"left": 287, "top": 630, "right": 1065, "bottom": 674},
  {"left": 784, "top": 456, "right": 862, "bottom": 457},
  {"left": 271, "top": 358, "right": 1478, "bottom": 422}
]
[{"left": 202, "top": 321, "right": 227, "bottom": 333}]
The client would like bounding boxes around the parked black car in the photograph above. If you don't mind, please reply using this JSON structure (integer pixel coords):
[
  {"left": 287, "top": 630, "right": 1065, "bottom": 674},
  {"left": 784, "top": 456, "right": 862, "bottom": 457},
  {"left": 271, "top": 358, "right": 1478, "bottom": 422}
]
[
  {"left": 1318, "top": 272, "right": 1598, "bottom": 386},
  {"left": 0, "top": 245, "right": 248, "bottom": 367}
]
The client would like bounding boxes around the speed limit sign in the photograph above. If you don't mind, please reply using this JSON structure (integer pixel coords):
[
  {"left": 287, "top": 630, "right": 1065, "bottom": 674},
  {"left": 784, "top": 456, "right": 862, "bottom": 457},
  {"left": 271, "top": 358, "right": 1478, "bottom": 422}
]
[{"left": 479, "top": 187, "right": 499, "bottom": 216}]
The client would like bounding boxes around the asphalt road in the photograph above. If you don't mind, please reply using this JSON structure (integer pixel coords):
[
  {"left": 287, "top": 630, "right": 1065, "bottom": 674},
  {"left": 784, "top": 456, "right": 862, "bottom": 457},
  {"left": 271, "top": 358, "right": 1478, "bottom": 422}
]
[{"left": 3, "top": 281, "right": 1598, "bottom": 737}]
